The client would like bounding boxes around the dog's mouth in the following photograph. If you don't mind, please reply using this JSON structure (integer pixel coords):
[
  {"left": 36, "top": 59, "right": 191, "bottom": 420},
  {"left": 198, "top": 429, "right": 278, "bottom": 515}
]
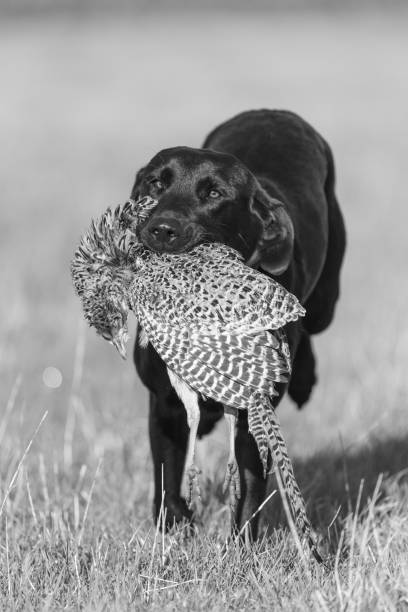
[{"left": 138, "top": 223, "right": 220, "bottom": 255}]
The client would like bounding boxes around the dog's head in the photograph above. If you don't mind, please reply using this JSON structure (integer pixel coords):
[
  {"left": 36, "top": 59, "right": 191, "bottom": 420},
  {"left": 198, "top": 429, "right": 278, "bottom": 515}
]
[{"left": 131, "top": 146, "right": 293, "bottom": 275}]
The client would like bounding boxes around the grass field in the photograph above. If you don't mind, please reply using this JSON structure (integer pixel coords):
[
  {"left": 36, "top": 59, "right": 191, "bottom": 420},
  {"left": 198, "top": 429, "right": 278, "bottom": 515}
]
[{"left": 1, "top": 9, "right": 408, "bottom": 610}]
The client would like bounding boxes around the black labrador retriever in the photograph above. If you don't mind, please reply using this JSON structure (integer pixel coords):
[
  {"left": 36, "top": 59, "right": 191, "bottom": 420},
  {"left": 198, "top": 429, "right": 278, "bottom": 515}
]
[{"left": 131, "top": 109, "right": 346, "bottom": 536}]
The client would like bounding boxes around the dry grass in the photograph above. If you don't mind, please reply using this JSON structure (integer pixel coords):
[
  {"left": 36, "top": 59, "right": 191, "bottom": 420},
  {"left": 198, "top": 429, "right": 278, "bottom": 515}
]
[{"left": 1, "top": 9, "right": 408, "bottom": 610}]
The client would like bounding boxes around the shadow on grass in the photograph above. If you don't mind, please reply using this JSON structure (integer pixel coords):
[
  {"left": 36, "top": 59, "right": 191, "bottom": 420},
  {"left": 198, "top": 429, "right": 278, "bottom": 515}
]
[
  {"left": 266, "top": 433, "right": 408, "bottom": 549},
  {"left": 210, "top": 432, "right": 408, "bottom": 552}
]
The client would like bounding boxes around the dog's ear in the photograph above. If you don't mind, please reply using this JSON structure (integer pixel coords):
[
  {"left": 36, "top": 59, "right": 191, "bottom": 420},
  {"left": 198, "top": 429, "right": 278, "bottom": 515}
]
[
  {"left": 130, "top": 166, "right": 146, "bottom": 200},
  {"left": 247, "top": 184, "right": 294, "bottom": 275}
]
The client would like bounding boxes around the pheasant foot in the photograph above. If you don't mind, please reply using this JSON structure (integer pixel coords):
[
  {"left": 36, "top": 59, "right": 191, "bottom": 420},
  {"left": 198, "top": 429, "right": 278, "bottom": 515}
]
[
  {"left": 186, "top": 463, "right": 202, "bottom": 509},
  {"left": 223, "top": 459, "right": 241, "bottom": 511},
  {"left": 223, "top": 409, "right": 241, "bottom": 511}
]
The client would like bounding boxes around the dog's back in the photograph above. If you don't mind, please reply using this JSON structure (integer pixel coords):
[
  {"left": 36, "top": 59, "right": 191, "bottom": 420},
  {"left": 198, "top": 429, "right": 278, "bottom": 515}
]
[{"left": 204, "top": 109, "right": 345, "bottom": 312}]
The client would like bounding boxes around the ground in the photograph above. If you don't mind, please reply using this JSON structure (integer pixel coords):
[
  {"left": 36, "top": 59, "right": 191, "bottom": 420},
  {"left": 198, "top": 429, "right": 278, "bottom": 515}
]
[{"left": 1, "top": 8, "right": 408, "bottom": 610}]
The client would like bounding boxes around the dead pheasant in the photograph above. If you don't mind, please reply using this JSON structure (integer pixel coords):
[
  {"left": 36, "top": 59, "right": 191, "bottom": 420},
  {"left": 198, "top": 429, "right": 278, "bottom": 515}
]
[{"left": 71, "top": 196, "right": 322, "bottom": 563}]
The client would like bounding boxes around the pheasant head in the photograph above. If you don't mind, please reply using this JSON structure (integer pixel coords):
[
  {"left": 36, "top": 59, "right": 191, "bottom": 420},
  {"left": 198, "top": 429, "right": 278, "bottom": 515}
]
[
  {"left": 80, "top": 275, "right": 130, "bottom": 358},
  {"left": 71, "top": 197, "right": 157, "bottom": 358},
  {"left": 72, "top": 248, "right": 132, "bottom": 358}
]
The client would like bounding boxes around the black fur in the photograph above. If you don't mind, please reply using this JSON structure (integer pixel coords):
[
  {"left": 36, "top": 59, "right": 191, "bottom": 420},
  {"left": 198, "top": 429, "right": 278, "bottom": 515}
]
[{"left": 131, "top": 109, "right": 346, "bottom": 535}]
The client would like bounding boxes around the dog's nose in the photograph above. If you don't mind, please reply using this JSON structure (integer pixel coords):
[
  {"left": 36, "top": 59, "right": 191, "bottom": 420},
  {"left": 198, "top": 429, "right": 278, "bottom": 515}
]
[{"left": 148, "top": 219, "right": 180, "bottom": 245}]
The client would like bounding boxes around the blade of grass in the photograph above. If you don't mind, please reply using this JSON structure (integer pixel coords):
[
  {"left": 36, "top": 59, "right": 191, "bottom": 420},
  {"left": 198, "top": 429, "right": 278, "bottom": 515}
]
[{"left": 0, "top": 410, "right": 48, "bottom": 518}]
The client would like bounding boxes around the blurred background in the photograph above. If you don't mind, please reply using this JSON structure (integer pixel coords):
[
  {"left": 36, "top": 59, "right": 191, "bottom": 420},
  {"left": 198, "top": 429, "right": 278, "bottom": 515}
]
[{"left": 1, "top": 1, "right": 407, "bottom": 518}]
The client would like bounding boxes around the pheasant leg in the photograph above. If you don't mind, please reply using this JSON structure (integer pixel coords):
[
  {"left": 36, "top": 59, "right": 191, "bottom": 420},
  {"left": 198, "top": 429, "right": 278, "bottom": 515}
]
[
  {"left": 185, "top": 405, "right": 201, "bottom": 509},
  {"left": 167, "top": 370, "right": 201, "bottom": 509},
  {"left": 223, "top": 409, "right": 241, "bottom": 511}
]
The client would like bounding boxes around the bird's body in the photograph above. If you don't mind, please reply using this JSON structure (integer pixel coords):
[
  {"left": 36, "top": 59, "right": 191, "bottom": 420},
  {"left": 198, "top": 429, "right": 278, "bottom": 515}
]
[
  {"left": 130, "top": 240, "right": 298, "bottom": 410},
  {"left": 71, "top": 197, "right": 322, "bottom": 563}
]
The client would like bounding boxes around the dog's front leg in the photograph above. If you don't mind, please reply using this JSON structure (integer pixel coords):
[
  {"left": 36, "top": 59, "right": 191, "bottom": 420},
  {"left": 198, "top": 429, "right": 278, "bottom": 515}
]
[
  {"left": 234, "top": 411, "right": 267, "bottom": 541},
  {"left": 148, "top": 391, "right": 193, "bottom": 528}
]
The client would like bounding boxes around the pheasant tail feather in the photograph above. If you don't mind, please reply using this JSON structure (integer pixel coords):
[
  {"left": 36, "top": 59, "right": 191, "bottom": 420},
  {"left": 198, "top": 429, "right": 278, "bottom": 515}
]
[
  {"left": 249, "top": 393, "right": 322, "bottom": 563},
  {"left": 248, "top": 407, "right": 270, "bottom": 477}
]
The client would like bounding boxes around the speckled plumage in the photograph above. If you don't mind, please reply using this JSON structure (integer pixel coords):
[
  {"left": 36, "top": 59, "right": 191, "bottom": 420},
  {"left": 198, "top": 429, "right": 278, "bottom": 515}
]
[{"left": 71, "top": 196, "right": 322, "bottom": 563}]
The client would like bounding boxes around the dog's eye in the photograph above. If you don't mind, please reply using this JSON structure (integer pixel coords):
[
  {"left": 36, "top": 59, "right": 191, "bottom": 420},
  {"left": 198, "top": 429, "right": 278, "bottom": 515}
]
[
  {"left": 209, "top": 189, "right": 221, "bottom": 199},
  {"left": 150, "top": 179, "right": 164, "bottom": 191}
]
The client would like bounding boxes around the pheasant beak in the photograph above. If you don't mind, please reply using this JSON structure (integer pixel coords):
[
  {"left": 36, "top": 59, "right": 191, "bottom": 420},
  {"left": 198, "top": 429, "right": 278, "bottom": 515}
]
[{"left": 111, "top": 328, "right": 129, "bottom": 360}]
